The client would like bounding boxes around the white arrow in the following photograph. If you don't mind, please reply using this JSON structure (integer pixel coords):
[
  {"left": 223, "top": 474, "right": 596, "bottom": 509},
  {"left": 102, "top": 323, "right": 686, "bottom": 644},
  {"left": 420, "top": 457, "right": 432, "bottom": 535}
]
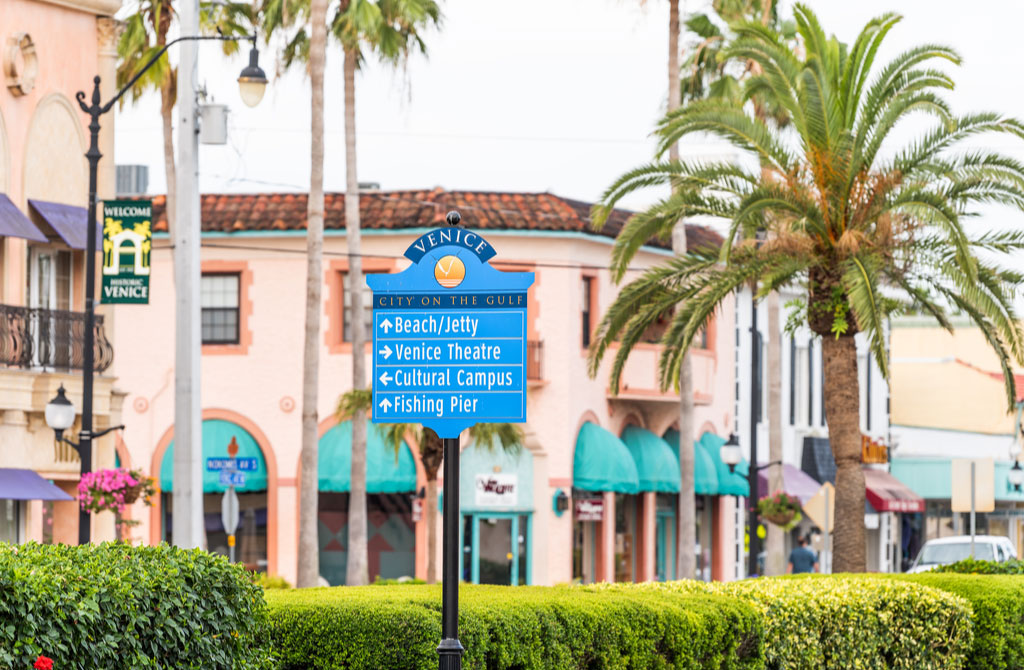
[
  {"left": 379, "top": 344, "right": 393, "bottom": 360},
  {"left": 380, "top": 318, "right": 393, "bottom": 334},
  {"left": 378, "top": 398, "right": 393, "bottom": 412},
  {"left": 379, "top": 371, "right": 393, "bottom": 386}
]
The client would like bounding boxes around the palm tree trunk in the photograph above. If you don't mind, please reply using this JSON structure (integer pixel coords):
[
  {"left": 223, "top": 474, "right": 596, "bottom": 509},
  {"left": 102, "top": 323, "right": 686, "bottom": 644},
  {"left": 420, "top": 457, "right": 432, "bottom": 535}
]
[
  {"left": 764, "top": 290, "right": 785, "bottom": 575},
  {"left": 820, "top": 332, "right": 866, "bottom": 572},
  {"left": 344, "top": 46, "right": 370, "bottom": 587},
  {"left": 297, "top": 0, "right": 328, "bottom": 589},
  {"left": 160, "top": 84, "right": 176, "bottom": 233},
  {"left": 667, "top": 0, "right": 697, "bottom": 581}
]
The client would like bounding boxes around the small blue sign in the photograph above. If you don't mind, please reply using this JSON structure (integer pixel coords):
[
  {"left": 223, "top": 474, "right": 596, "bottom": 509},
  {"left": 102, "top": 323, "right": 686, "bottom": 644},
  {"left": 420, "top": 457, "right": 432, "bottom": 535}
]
[
  {"left": 206, "top": 458, "right": 259, "bottom": 472},
  {"left": 368, "top": 228, "right": 534, "bottom": 438},
  {"left": 219, "top": 471, "right": 246, "bottom": 487}
]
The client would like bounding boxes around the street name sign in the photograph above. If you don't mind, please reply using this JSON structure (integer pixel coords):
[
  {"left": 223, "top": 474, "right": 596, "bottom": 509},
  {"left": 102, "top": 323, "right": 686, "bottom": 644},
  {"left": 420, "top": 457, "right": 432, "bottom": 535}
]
[
  {"left": 219, "top": 471, "right": 246, "bottom": 487},
  {"left": 368, "top": 226, "right": 535, "bottom": 438},
  {"left": 206, "top": 457, "right": 260, "bottom": 472}
]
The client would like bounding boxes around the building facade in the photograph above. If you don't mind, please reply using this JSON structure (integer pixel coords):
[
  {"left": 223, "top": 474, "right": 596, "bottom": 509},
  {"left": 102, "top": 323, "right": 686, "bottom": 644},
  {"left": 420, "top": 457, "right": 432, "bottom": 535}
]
[
  {"left": 111, "top": 189, "right": 744, "bottom": 585},
  {"left": 0, "top": 0, "right": 122, "bottom": 544},
  {"left": 889, "top": 319, "right": 1024, "bottom": 563}
]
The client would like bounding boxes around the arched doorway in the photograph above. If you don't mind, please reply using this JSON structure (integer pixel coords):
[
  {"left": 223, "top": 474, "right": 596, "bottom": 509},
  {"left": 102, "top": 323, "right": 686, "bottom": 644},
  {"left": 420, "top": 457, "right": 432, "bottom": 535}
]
[{"left": 150, "top": 412, "right": 278, "bottom": 574}]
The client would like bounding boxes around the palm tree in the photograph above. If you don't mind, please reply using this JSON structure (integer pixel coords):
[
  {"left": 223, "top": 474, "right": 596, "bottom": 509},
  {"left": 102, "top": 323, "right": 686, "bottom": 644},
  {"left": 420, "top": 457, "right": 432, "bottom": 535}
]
[
  {"left": 297, "top": 0, "right": 329, "bottom": 590},
  {"left": 590, "top": 4, "right": 1024, "bottom": 573},
  {"left": 338, "top": 391, "right": 523, "bottom": 583},
  {"left": 261, "top": 0, "right": 440, "bottom": 588},
  {"left": 331, "top": 0, "right": 441, "bottom": 587},
  {"left": 116, "top": 1, "right": 252, "bottom": 230}
]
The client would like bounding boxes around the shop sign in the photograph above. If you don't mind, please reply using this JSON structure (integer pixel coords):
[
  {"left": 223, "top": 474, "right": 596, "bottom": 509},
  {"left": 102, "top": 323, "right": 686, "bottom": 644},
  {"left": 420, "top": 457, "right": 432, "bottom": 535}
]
[
  {"left": 861, "top": 435, "right": 888, "bottom": 464},
  {"left": 101, "top": 199, "right": 151, "bottom": 304},
  {"left": 574, "top": 497, "right": 604, "bottom": 522},
  {"left": 475, "top": 473, "right": 517, "bottom": 507}
]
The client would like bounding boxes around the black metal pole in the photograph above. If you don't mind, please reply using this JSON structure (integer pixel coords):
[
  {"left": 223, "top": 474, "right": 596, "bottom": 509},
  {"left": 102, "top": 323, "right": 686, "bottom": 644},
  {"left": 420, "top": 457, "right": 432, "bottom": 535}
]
[
  {"left": 74, "top": 76, "right": 104, "bottom": 546},
  {"left": 437, "top": 436, "right": 464, "bottom": 669},
  {"left": 748, "top": 293, "right": 760, "bottom": 577}
]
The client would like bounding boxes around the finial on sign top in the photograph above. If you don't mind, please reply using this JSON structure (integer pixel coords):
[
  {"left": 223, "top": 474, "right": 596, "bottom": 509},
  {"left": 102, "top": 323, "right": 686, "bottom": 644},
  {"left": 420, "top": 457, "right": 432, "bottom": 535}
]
[{"left": 446, "top": 210, "right": 461, "bottom": 227}]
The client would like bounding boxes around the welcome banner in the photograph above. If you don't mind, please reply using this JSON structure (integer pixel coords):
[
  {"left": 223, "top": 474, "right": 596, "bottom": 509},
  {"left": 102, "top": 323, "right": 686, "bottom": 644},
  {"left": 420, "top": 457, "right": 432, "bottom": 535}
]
[{"left": 101, "top": 200, "right": 151, "bottom": 304}]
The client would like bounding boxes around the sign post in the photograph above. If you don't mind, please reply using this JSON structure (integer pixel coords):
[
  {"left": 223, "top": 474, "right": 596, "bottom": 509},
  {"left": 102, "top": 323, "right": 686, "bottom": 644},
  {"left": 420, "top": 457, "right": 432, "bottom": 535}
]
[
  {"left": 369, "top": 211, "right": 533, "bottom": 669},
  {"left": 952, "top": 458, "right": 995, "bottom": 555}
]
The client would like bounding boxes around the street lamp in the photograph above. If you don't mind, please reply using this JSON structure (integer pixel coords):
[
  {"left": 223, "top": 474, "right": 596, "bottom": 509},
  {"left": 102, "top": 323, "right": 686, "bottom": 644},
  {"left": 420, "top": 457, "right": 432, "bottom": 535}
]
[
  {"left": 237, "top": 44, "right": 268, "bottom": 107},
  {"left": 45, "top": 385, "right": 123, "bottom": 544},
  {"left": 721, "top": 433, "right": 742, "bottom": 470},
  {"left": 1009, "top": 461, "right": 1024, "bottom": 493},
  {"left": 70, "top": 31, "right": 265, "bottom": 546}
]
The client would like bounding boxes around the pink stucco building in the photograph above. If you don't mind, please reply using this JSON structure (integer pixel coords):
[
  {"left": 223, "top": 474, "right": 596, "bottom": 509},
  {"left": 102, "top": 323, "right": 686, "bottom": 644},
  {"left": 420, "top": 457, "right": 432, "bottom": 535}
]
[
  {"left": 0, "top": 0, "right": 122, "bottom": 545},
  {"left": 111, "top": 189, "right": 740, "bottom": 585}
]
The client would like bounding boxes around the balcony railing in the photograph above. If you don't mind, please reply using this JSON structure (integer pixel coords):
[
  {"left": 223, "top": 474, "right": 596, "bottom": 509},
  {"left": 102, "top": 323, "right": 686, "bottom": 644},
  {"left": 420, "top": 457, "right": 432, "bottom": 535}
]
[
  {"left": 527, "top": 340, "right": 542, "bottom": 381},
  {"left": 0, "top": 305, "right": 113, "bottom": 372}
]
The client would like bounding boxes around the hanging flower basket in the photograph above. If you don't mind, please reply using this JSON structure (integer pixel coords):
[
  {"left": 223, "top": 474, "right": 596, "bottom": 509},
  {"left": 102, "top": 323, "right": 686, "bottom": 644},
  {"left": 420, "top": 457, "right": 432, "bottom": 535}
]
[
  {"left": 757, "top": 491, "right": 803, "bottom": 530},
  {"left": 78, "top": 468, "right": 156, "bottom": 516}
]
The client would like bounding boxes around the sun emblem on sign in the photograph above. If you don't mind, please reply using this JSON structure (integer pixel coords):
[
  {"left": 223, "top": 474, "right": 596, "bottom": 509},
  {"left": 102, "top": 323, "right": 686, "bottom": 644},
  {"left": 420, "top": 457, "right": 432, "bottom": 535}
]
[{"left": 434, "top": 255, "right": 466, "bottom": 289}]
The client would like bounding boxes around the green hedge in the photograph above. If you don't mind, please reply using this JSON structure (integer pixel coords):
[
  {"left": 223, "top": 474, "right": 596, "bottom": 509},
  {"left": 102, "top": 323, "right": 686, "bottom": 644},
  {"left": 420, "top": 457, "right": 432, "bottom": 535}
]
[
  {"left": 934, "top": 558, "right": 1024, "bottom": 575},
  {"left": 612, "top": 577, "right": 973, "bottom": 670},
  {"left": 0, "top": 542, "right": 269, "bottom": 669},
  {"left": 264, "top": 584, "right": 763, "bottom": 669},
  {"left": 894, "top": 573, "right": 1024, "bottom": 670}
]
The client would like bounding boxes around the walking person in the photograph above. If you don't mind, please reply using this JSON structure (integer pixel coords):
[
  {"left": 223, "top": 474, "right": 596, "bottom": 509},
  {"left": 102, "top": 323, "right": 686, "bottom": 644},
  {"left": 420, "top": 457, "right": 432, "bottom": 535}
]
[{"left": 787, "top": 536, "right": 819, "bottom": 574}]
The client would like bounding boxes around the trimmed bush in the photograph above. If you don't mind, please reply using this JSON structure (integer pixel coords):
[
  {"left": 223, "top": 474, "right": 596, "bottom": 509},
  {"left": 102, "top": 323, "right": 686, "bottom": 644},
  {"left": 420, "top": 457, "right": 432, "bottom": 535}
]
[
  {"left": 264, "top": 584, "right": 763, "bottom": 669},
  {"left": 0, "top": 542, "right": 269, "bottom": 669},
  {"left": 894, "top": 573, "right": 1024, "bottom": 670},
  {"left": 935, "top": 558, "right": 1024, "bottom": 575},
  {"left": 615, "top": 577, "right": 973, "bottom": 670}
]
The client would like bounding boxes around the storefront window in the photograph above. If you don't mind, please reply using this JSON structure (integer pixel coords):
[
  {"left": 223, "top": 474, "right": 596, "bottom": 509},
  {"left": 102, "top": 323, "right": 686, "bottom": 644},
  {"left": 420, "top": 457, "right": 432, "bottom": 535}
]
[
  {"left": 462, "top": 514, "right": 530, "bottom": 585},
  {"left": 317, "top": 492, "right": 415, "bottom": 585},
  {"left": 0, "top": 500, "right": 19, "bottom": 543},
  {"left": 614, "top": 493, "right": 636, "bottom": 583},
  {"left": 655, "top": 493, "right": 676, "bottom": 582},
  {"left": 572, "top": 490, "right": 600, "bottom": 584},
  {"left": 517, "top": 514, "right": 529, "bottom": 586},
  {"left": 162, "top": 491, "right": 268, "bottom": 573}
]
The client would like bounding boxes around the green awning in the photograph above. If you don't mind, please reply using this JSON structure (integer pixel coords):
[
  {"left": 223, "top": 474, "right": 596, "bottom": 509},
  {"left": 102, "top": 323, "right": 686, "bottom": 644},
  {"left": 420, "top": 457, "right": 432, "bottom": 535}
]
[
  {"left": 664, "top": 429, "right": 719, "bottom": 495},
  {"left": 621, "top": 426, "right": 680, "bottom": 493},
  {"left": 573, "top": 422, "right": 639, "bottom": 494},
  {"left": 160, "top": 419, "right": 268, "bottom": 493},
  {"left": 892, "top": 457, "right": 1024, "bottom": 503},
  {"left": 700, "top": 432, "right": 749, "bottom": 497},
  {"left": 318, "top": 421, "right": 417, "bottom": 493}
]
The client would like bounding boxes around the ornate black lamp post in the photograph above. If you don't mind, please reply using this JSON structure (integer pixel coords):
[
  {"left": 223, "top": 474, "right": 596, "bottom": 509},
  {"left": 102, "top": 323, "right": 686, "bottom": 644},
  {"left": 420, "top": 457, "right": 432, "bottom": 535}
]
[
  {"left": 49, "top": 33, "right": 267, "bottom": 546},
  {"left": 721, "top": 432, "right": 781, "bottom": 576},
  {"left": 45, "top": 385, "right": 123, "bottom": 544}
]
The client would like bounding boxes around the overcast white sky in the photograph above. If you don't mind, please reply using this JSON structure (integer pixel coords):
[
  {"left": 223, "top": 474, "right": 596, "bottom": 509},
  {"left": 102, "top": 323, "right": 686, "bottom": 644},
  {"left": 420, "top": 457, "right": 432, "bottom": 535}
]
[{"left": 113, "top": 0, "right": 1024, "bottom": 212}]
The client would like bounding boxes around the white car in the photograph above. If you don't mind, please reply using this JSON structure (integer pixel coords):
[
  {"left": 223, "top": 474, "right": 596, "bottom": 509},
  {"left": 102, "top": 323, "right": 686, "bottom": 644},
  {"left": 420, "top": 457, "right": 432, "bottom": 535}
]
[{"left": 906, "top": 535, "right": 1018, "bottom": 573}]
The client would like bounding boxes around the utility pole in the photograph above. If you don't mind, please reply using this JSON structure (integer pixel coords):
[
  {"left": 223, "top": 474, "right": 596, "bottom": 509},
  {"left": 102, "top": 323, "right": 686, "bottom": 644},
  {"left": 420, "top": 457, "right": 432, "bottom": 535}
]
[{"left": 173, "top": 0, "right": 204, "bottom": 549}]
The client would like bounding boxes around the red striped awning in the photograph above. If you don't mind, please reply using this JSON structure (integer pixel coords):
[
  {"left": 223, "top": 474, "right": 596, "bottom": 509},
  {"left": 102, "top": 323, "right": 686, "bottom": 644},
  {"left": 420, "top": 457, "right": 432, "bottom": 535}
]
[{"left": 864, "top": 467, "right": 924, "bottom": 513}]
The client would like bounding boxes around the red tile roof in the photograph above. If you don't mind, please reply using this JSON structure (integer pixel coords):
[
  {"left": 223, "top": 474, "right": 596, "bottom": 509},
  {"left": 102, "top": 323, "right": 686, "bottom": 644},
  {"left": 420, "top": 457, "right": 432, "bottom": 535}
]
[{"left": 148, "top": 189, "right": 722, "bottom": 251}]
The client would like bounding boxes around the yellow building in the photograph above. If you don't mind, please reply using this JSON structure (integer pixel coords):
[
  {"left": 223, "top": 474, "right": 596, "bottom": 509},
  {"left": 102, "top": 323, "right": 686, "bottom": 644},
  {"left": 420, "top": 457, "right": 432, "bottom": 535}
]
[
  {"left": 0, "top": 0, "right": 123, "bottom": 544},
  {"left": 890, "top": 317, "right": 1024, "bottom": 559}
]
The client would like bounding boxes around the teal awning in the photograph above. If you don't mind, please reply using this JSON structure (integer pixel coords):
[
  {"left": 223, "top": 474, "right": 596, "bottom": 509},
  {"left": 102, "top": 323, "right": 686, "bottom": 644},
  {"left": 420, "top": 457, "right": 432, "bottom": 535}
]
[
  {"left": 160, "top": 419, "right": 268, "bottom": 493},
  {"left": 700, "top": 432, "right": 749, "bottom": 497},
  {"left": 622, "top": 426, "right": 681, "bottom": 493},
  {"left": 573, "top": 422, "right": 639, "bottom": 494},
  {"left": 664, "top": 429, "right": 719, "bottom": 495},
  {"left": 892, "top": 457, "right": 1024, "bottom": 503},
  {"left": 319, "top": 421, "right": 417, "bottom": 493}
]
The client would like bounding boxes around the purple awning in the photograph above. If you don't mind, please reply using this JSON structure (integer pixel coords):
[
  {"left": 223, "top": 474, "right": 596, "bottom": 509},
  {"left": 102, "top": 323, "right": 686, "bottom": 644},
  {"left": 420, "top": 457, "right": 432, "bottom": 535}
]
[
  {"left": 0, "top": 468, "right": 73, "bottom": 501},
  {"left": 757, "top": 463, "right": 821, "bottom": 504},
  {"left": 28, "top": 199, "right": 99, "bottom": 250},
  {"left": 0, "top": 193, "right": 47, "bottom": 242}
]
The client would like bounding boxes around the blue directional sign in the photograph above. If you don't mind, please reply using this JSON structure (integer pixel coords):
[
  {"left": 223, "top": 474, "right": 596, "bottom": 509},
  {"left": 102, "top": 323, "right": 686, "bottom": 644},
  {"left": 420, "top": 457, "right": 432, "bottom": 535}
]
[
  {"left": 219, "top": 471, "right": 246, "bottom": 487},
  {"left": 206, "top": 457, "right": 260, "bottom": 472},
  {"left": 368, "top": 227, "right": 535, "bottom": 438}
]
